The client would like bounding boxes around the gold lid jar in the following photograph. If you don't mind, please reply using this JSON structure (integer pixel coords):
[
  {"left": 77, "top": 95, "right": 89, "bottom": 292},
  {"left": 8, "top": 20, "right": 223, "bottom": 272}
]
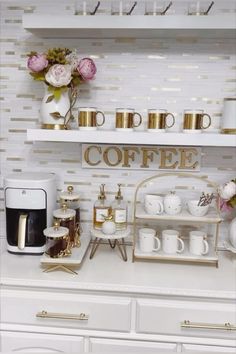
[
  {"left": 53, "top": 203, "right": 76, "bottom": 246},
  {"left": 43, "top": 222, "right": 71, "bottom": 258}
]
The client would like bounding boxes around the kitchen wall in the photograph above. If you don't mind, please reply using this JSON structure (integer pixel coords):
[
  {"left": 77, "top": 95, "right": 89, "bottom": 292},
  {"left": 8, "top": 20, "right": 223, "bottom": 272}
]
[{"left": 0, "top": 0, "right": 235, "bottom": 248}]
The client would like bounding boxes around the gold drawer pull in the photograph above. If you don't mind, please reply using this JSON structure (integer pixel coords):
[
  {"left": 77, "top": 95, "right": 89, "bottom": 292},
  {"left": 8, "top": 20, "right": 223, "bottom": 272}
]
[
  {"left": 36, "top": 310, "right": 89, "bottom": 321},
  {"left": 181, "top": 320, "right": 236, "bottom": 331}
]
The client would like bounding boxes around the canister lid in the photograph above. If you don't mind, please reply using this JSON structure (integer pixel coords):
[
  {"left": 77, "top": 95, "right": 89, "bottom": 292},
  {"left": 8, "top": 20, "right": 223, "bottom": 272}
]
[
  {"left": 53, "top": 203, "right": 76, "bottom": 219},
  {"left": 43, "top": 223, "right": 69, "bottom": 239},
  {"left": 60, "top": 185, "right": 80, "bottom": 201}
]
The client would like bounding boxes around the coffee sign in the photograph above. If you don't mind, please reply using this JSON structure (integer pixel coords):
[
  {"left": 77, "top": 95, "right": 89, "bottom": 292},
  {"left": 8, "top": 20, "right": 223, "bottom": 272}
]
[{"left": 82, "top": 144, "right": 201, "bottom": 171}]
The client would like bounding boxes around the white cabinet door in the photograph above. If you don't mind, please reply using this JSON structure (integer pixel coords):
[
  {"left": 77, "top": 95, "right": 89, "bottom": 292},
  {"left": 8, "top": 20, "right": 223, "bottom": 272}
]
[
  {"left": 1, "top": 331, "right": 83, "bottom": 353},
  {"left": 182, "top": 343, "right": 236, "bottom": 353},
  {"left": 89, "top": 337, "right": 177, "bottom": 352}
]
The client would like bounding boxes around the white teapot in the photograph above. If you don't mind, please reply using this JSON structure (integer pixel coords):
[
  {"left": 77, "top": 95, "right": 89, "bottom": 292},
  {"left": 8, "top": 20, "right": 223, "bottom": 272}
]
[{"left": 164, "top": 191, "right": 182, "bottom": 215}]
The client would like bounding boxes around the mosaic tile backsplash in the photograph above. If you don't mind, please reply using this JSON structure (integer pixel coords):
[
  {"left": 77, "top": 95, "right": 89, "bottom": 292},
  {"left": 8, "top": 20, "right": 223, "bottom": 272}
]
[{"left": 0, "top": 0, "right": 235, "bottom": 247}]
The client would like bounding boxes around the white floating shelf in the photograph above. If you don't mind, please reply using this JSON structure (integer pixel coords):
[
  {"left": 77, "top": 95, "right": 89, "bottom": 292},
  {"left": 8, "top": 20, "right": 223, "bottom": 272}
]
[
  {"left": 134, "top": 242, "right": 218, "bottom": 265},
  {"left": 22, "top": 14, "right": 236, "bottom": 38},
  {"left": 135, "top": 205, "right": 222, "bottom": 224},
  {"left": 27, "top": 129, "right": 236, "bottom": 147}
]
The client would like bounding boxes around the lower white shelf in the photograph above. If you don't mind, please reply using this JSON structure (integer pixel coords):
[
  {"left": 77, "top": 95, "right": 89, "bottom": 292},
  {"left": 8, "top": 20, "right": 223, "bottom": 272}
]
[{"left": 134, "top": 240, "right": 218, "bottom": 266}]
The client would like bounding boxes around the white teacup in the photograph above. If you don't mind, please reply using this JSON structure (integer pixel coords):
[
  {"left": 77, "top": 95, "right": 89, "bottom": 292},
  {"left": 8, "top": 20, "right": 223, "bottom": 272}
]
[
  {"left": 189, "top": 231, "right": 209, "bottom": 256},
  {"left": 139, "top": 228, "right": 161, "bottom": 253},
  {"left": 144, "top": 194, "right": 164, "bottom": 215},
  {"left": 188, "top": 200, "right": 209, "bottom": 217},
  {"left": 162, "top": 229, "right": 185, "bottom": 254}
]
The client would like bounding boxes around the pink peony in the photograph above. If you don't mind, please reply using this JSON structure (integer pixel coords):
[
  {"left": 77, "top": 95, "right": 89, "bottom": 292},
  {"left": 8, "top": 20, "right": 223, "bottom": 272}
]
[
  {"left": 77, "top": 58, "right": 96, "bottom": 81},
  {"left": 45, "top": 64, "right": 72, "bottom": 87},
  {"left": 27, "top": 54, "right": 48, "bottom": 72}
]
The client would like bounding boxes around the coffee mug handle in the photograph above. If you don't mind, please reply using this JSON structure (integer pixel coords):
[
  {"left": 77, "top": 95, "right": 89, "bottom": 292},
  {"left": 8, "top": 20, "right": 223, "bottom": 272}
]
[
  {"left": 201, "top": 113, "right": 211, "bottom": 129},
  {"left": 202, "top": 239, "right": 209, "bottom": 255},
  {"left": 133, "top": 112, "right": 142, "bottom": 127},
  {"left": 177, "top": 237, "right": 185, "bottom": 253},
  {"left": 153, "top": 236, "right": 161, "bottom": 251},
  {"left": 95, "top": 111, "right": 105, "bottom": 126},
  {"left": 165, "top": 113, "right": 175, "bottom": 128},
  {"left": 156, "top": 201, "right": 164, "bottom": 214}
]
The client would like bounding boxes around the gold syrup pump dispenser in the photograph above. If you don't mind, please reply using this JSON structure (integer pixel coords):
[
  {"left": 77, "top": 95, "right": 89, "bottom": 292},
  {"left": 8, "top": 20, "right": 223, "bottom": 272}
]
[
  {"left": 93, "top": 184, "right": 111, "bottom": 230},
  {"left": 60, "top": 185, "right": 81, "bottom": 247},
  {"left": 112, "top": 184, "right": 127, "bottom": 231}
]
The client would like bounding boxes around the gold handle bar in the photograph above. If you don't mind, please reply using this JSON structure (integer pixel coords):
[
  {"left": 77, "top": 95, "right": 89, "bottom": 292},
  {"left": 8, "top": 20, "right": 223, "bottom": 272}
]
[
  {"left": 36, "top": 310, "right": 89, "bottom": 321},
  {"left": 181, "top": 320, "right": 236, "bottom": 331}
]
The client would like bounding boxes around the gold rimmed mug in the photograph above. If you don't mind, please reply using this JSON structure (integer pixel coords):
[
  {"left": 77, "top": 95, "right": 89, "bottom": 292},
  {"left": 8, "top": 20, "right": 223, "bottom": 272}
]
[
  {"left": 115, "top": 108, "right": 142, "bottom": 131},
  {"left": 183, "top": 109, "right": 211, "bottom": 133},
  {"left": 147, "top": 109, "right": 175, "bottom": 132},
  {"left": 78, "top": 107, "right": 105, "bottom": 130}
]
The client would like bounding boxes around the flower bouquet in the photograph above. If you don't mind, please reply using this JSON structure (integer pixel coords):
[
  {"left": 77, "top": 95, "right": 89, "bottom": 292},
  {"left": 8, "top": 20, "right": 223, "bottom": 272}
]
[
  {"left": 218, "top": 178, "right": 236, "bottom": 249},
  {"left": 27, "top": 48, "right": 96, "bottom": 128}
]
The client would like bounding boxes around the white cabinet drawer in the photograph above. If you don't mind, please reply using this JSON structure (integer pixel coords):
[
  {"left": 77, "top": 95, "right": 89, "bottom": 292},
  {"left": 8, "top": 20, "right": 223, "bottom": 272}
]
[
  {"left": 182, "top": 343, "right": 236, "bottom": 353},
  {"left": 89, "top": 338, "right": 177, "bottom": 352},
  {"left": 1, "top": 289, "right": 131, "bottom": 332},
  {"left": 1, "top": 331, "right": 83, "bottom": 353},
  {"left": 136, "top": 299, "right": 236, "bottom": 339}
]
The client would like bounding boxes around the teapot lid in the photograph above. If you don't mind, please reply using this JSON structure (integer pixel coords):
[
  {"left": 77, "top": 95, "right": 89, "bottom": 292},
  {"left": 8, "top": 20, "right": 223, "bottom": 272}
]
[{"left": 60, "top": 185, "right": 79, "bottom": 201}]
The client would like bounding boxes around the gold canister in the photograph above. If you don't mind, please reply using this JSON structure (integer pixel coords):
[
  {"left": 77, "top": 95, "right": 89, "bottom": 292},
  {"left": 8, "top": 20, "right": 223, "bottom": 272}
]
[
  {"left": 115, "top": 108, "right": 142, "bottom": 130},
  {"left": 78, "top": 107, "right": 105, "bottom": 129},
  {"left": 148, "top": 109, "right": 175, "bottom": 130},
  {"left": 43, "top": 222, "right": 71, "bottom": 258},
  {"left": 183, "top": 110, "right": 211, "bottom": 131},
  {"left": 53, "top": 203, "right": 76, "bottom": 247}
]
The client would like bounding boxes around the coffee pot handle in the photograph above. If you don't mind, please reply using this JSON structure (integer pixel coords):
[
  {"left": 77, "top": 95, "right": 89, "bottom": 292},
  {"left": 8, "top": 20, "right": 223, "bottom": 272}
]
[{"left": 18, "top": 214, "right": 28, "bottom": 250}]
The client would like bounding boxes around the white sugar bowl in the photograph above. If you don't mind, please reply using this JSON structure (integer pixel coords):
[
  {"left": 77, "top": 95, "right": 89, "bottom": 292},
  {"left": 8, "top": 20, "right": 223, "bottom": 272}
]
[
  {"left": 102, "top": 215, "right": 116, "bottom": 235},
  {"left": 164, "top": 191, "right": 182, "bottom": 215}
]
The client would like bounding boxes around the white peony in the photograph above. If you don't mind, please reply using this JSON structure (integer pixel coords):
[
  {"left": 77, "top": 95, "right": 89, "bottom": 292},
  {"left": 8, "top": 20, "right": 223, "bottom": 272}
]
[
  {"left": 45, "top": 64, "right": 72, "bottom": 87},
  {"left": 218, "top": 181, "right": 236, "bottom": 200},
  {"left": 66, "top": 50, "right": 79, "bottom": 70}
]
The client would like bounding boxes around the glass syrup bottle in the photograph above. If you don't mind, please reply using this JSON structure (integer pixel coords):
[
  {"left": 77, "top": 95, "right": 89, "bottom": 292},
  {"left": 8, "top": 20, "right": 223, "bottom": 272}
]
[
  {"left": 112, "top": 184, "right": 127, "bottom": 231},
  {"left": 93, "top": 184, "right": 111, "bottom": 230}
]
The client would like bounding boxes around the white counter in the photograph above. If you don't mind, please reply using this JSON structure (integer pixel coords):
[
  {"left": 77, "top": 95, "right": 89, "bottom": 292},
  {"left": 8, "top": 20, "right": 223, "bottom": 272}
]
[{"left": 1, "top": 245, "right": 235, "bottom": 300}]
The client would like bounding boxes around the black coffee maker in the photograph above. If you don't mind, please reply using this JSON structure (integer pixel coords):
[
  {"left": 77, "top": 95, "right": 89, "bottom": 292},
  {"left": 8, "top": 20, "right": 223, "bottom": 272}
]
[{"left": 4, "top": 172, "right": 56, "bottom": 254}]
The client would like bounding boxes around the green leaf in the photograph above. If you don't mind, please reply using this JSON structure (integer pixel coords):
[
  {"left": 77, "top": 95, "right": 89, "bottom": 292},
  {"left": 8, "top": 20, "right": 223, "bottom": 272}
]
[
  {"left": 46, "top": 95, "right": 54, "bottom": 103},
  {"left": 53, "top": 88, "right": 62, "bottom": 101},
  {"left": 29, "top": 72, "right": 45, "bottom": 81},
  {"left": 50, "top": 111, "right": 63, "bottom": 119}
]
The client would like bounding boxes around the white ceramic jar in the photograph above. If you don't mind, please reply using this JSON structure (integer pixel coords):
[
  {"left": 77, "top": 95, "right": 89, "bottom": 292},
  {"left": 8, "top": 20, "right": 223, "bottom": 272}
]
[{"left": 164, "top": 191, "right": 182, "bottom": 215}]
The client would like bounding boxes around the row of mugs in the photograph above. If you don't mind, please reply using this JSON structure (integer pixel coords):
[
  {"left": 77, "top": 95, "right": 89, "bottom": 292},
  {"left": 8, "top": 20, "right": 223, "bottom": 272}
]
[
  {"left": 78, "top": 107, "right": 212, "bottom": 132},
  {"left": 139, "top": 228, "right": 209, "bottom": 256},
  {"left": 144, "top": 194, "right": 210, "bottom": 217}
]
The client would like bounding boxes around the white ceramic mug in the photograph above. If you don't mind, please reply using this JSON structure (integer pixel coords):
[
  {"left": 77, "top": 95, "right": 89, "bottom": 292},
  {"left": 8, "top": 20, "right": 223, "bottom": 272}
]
[
  {"left": 162, "top": 229, "right": 185, "bottom": 254},
  {"left": 189, "top": 231, "right": 209, "bottom": 256},
  {"left": 139, "top": 228, "right": 161, "bottom": 253},
  {"left": 144, "top": 194, "right": 164, "bottom": 215},
  {"left": 187, "top": 200, "right": 209, "bottom": 217}
]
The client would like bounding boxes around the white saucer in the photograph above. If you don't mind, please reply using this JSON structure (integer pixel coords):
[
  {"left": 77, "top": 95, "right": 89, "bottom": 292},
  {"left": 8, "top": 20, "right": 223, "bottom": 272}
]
[
  {"left": 79, "top": 127, "right": 97, "bottom": 131},
  {"left": 115, "top": 128, "right": 133, "bottom": 132},
  {"left": 147, "top": 129, "right": 165, "bottom": 133},
  {"left": 183, "top": 129, "right": 202, "bottom": 134}
]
